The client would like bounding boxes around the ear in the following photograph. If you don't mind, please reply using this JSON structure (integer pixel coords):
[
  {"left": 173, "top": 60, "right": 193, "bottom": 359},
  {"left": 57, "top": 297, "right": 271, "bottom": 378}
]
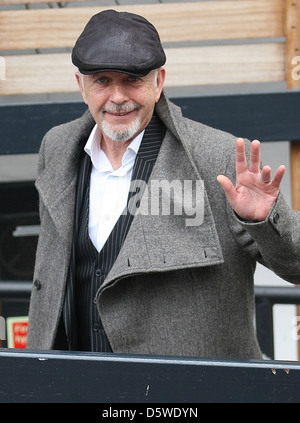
[
  {"left": 75, "top": 71, "right": 88, "bottom": 105},
  {"left": 155, "top": 67, "right": 166, "bottom": 103}
]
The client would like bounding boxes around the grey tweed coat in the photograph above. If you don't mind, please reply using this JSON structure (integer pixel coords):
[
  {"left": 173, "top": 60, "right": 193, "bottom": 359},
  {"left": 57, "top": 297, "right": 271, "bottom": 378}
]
[{"left": 26, "top": 92, "right": 300, "bottom": 359}]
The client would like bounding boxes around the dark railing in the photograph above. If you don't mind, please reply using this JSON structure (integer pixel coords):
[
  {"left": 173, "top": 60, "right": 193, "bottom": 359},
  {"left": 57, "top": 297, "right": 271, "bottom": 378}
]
[
  {"left": 1, "top": 347, "right": 300, "bottom": 403},
  {"left": 1, "top": 91, "right": 300, "bottom": 155},
  {"left": 0, "top": 281, "right": 32, "bottom": 298}
]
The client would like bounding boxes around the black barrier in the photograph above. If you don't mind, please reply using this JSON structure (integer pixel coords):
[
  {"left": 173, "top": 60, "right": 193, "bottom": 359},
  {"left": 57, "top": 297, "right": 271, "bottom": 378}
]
[
  {"left": 0, "top": 348, "right": 299, "bottom": 403},
  {"left": 1, "top": 91, "right": 300, "bottom": 155},
  {"left": 0, "top": 281, "right": 32, "bottom": 298}
]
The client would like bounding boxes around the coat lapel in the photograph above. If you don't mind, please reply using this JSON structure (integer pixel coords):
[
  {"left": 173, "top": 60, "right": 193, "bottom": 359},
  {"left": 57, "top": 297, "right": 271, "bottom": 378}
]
[
  {"left": 104, "top": 128, "right": 224, "bottom": 287},
  {"left": 35, "top": 110, "right": 94, "bottom": 247}
]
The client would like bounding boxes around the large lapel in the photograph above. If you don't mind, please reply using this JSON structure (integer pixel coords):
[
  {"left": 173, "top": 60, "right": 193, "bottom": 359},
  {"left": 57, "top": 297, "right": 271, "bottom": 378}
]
[{"left": 103, "top": 128, "right": 224, "bottom": 287}]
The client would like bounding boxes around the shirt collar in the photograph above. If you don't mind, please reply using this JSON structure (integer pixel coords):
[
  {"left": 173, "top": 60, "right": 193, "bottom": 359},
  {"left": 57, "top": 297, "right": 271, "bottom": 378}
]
[{"left": 84, "top": 124, "right": 144, "bottom": 172}]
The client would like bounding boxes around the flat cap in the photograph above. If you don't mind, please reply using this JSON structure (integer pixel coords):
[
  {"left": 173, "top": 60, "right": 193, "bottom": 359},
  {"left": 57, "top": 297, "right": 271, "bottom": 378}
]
[{"left": 72, "top": 10, "right": 166, "bottom": 76}]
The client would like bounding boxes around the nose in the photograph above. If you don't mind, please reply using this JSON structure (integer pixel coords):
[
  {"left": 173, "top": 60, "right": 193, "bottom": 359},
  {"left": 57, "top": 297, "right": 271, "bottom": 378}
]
[{"left": 109, "top": 81, "right": 129, "bottom": 104}]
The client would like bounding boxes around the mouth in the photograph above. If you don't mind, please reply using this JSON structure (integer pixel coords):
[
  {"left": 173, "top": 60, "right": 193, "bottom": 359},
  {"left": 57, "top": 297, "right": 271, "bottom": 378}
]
[
  {"left": 102, "top": 103, "right": 140, "bottom": 117},
  {"left": 108, "top": 110, "right": 134, "bottom": 117},
  {"left": 102, "top": 107, "right": 140, "bottom": 126}
]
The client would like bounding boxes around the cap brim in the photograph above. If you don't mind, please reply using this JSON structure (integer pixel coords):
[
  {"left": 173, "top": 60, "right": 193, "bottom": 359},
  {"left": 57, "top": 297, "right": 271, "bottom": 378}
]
[{"left": 78, "top": 67, "right": 151, "bottom": 77}]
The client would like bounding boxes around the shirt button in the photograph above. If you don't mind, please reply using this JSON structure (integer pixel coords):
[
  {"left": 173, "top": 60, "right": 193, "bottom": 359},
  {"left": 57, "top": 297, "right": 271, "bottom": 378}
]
[
  {"left": 95, "top": 268, "right": 102, "bottom": 277},
  {"left": 273, "top": 212, "right": 280, "bottom": 224},
  {"left": 93, "top": 323, "right": 99, "bottom": 332}
]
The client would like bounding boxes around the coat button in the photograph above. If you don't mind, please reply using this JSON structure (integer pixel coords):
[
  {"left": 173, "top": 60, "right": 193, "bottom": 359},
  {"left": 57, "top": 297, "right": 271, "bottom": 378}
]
[
  {"left": 33, "top": 279, "right": 41, "bottom": 290},
  {"left": 273, "top": 212, "right": 280, "bottom": 224}
]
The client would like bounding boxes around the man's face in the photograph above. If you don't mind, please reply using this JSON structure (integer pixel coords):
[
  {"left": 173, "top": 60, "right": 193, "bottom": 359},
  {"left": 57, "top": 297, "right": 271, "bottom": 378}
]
[{"left": 76, "top": 68, "right": 165, "bottom": 144}]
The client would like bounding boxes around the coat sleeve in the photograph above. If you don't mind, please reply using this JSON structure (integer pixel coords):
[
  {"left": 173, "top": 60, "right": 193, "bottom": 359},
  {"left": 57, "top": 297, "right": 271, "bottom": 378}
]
[{"left": 236, "top": 192, "right": 300, "bottom": 283}]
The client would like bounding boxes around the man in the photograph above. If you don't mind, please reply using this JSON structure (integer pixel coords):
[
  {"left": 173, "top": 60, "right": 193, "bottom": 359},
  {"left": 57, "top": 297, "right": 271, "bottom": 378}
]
[{"left": 26, "top": 10, "right": 300, "bottom": 359}]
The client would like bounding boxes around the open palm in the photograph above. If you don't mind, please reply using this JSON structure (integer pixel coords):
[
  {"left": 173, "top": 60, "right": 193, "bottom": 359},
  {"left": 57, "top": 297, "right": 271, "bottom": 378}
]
[{"left": 217, "top": 138, "right": 285, "bottom": 221}]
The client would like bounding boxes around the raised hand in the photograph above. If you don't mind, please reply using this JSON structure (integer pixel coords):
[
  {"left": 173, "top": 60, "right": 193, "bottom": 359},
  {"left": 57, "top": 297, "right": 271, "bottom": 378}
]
[{"left": 217, "top": 138, "right": 285, "bottom": 221}]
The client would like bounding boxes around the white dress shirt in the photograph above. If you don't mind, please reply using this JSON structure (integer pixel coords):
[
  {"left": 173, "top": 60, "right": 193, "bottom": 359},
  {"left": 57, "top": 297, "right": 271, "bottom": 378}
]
[{"left": 84, "top": 124, "right": 144, "bottom": 252}]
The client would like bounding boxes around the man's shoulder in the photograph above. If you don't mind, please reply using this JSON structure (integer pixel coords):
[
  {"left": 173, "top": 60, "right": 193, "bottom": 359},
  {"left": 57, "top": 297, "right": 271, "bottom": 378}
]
[
  {"left": 176, "top": 111, "right": 239, "bottom": 160},
  {"left": 159, "top": 94, "right": 238, "bottom": 151}
]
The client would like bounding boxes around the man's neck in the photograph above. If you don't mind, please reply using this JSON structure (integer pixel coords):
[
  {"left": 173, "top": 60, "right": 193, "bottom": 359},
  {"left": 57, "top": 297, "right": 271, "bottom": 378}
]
[{"left": 100, "top": 136, "right": 132, "bottom": 170}]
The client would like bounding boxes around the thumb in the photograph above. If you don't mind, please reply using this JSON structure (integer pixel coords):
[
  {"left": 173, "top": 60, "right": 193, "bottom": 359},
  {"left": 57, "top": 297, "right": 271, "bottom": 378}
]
[
  {"left": 217, "top": 174, "right": 234, "bottom": 193},
  {"left": 217, "top": 175, "right": 237, "bottom": 203}
]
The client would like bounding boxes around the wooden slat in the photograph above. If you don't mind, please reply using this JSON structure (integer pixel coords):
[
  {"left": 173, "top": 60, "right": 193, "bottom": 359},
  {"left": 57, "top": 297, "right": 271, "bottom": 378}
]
[
  {"left": 0, "top": 0, "right": 284, "bottom": 50},
  {"left": 287, "top": 1, "right": 300, "bottom": 225},
  {"left": 165, "top": 44, "right": 285, "bottom": 86},
  {"left": 0, "top": 0, "right": 95, "bottom": 3},
  {"left": 290, "top": 139, "right": 300, "bottom": 359},
  {"left": 285, "top": 0, "right": 300, "bottom": 89},
  {"left": 0, "top": 56, "right": 4, "bottom": 81},
  {"left": 1, "top": 53, "right": 76, "bottom": 95},
  {"left": 0, "top": 43, "right": 285, "bottom": 95}
]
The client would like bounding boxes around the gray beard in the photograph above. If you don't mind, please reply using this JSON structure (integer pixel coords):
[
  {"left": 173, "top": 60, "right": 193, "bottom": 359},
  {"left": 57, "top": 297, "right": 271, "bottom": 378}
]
[{"left": 101, "top": 114, "right": 142, "bottom": 142}]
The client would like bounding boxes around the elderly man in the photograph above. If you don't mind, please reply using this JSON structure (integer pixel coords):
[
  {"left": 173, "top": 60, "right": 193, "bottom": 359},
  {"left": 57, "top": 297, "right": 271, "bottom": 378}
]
[{"left": 27, "top": 10, "right": 300, "bottom": 359}]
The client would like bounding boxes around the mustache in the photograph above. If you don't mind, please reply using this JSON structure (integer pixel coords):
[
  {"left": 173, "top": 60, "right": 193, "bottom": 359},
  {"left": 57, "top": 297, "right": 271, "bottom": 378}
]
[{"left": 101, "top": 103, "right": 141, "bottom": 114}]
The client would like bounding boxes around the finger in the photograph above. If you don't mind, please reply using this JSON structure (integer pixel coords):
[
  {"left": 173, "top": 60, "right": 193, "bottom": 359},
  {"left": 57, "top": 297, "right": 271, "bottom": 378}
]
[
  {"left": 235, "top": 138, "right": 248, "bottom": 175},
  {"left": 217, "top": 174, "right": 237, "bottom": 203},
  {"left": 249, "top": 140, "right": 261, "bottom": 174},
  {"left": 259, "top": 165, "right": 271, "bottom": 183},
  {"left": 272, "top": 165, "right": 285, "bottom": 189}
]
